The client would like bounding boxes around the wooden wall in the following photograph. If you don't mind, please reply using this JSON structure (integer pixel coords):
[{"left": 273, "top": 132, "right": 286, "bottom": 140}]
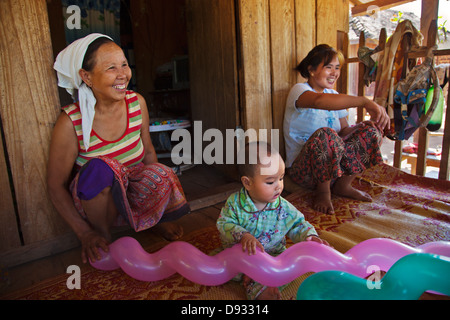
[
  {"left": 0, "top": 0, "right": 69, "bottom": 257},
  {"left": 237, "top": 0, "right": 349, "bottom": 155}
]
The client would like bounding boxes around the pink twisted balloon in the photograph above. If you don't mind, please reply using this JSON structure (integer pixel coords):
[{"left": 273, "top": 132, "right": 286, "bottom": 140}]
[{"left": 90, "top": 237, "right": 450, "bottom": 287}]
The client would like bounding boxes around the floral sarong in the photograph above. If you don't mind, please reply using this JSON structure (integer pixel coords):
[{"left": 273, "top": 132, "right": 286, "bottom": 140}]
[
  {"left": 70, "top": 157, "right": 190, "bottom": 232},
  {"left": 288, "top": 124, "right": 383, "bottom": 189}
]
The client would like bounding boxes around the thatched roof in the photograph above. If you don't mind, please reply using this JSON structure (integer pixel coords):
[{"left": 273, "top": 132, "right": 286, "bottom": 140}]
[{"left": 349, "top": 9, "right": 420, "bottom": 41}]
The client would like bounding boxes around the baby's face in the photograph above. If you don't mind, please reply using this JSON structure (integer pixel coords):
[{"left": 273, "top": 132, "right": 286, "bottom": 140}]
[{"left": 245, "top": 153, "right": 285, "bottom": 208}]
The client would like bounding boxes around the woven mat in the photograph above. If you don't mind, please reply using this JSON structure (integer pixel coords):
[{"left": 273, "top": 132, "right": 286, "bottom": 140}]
[
  {"left": 285, "top": 163, "right": 450, "bottom": 253},
  {"left": 3, "top": 163, "right": 449, "bottom": 300}
]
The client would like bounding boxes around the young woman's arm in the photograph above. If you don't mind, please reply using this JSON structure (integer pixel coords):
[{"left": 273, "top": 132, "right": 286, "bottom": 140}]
[{"left": 296, "top": 91, "right": 390, "bottom": 132}]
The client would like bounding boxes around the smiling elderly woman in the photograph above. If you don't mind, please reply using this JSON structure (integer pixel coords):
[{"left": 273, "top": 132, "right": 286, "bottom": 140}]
[
  {"left": 48, "top": 34, "right": 190, "bottom": 263},
  {"left": 283, "top": 44, "right": 390, "bottom": 216}
]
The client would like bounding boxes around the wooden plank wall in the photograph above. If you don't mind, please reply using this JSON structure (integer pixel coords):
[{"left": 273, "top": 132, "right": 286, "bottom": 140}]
[
  {"left": 237, "top": 0, "right": 273, "bottom": 134},
  {"left": 237, "top": 0, "right": 349, "bottom": 154},
  {"left": 186, "top": 0, "right": 239, "bottom": 133},
  {"left": 0, "top": 0, "right": 67, "bottom": 253},
  {"left": 268, "top": 0, "right": 297, "bottom": 158}
]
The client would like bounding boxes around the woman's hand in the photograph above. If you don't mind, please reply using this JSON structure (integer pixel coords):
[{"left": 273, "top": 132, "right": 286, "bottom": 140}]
[
  {"left": 240, "top": 233, "right": 265, "bottom": 255},
  {"left": 363, "top": 99, "right": 390, "bottom": 134},
  {"left": 79, "top": 230, "right": 110, "bottom": 264}
]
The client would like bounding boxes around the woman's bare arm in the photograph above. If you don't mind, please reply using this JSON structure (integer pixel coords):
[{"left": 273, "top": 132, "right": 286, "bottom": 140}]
[{"left": 296, "top": 91, "right": 390, "bottom": 132}]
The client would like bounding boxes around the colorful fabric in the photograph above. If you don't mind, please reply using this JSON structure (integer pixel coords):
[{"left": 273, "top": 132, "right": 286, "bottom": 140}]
[
  {"left": 70, "top": 157, "right": 190, "bottom": 232},
  {"left": 283, "top": 82, "right": 348, "bottom": 167},
  {"left": 76, "top": 158, "right": 115, "bottom": 200},
  {"left": 63, "top": 91, "right": 145, "bottom": 168},
  {"left": 288, "top": 124, "right": 383, "bottom": 189}
]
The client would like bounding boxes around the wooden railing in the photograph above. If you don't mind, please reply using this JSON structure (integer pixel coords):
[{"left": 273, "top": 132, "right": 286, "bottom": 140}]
[{"left": 338, "top": 21, "right": 450, "bottom": 180}]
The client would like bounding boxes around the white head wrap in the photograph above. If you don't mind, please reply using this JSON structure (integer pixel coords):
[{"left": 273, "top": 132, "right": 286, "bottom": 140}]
[{"left": 54, "top": 33, "right": 113, "bottom": 151}]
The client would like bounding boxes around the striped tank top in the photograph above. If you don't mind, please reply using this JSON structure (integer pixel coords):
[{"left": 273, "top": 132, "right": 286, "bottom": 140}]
[{"left": 63, "top": 91, "right": 145, "bottom": 169}]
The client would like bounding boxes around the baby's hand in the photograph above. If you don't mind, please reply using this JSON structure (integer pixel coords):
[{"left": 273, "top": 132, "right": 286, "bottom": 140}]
[
  {"left": 306, "top": 235, "right": 330, "bottom": 247},
  {"left": 241, "top": 233, "right": 265, "bottom": 255}
]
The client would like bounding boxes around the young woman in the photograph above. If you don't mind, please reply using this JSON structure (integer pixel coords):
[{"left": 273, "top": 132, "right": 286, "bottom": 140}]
[{"left": 283, "top": 44, "right": 390, "bottom": 215}]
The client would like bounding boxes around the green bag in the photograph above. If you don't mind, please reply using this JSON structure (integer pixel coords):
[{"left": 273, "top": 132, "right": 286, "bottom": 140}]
[{"left": 424, "top": 85, "right": 444, "bottom": 132}]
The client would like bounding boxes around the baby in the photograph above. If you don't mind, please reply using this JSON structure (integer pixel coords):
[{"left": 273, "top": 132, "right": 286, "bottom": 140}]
[{"left": 216, "top": 141, "right": 329, "bottom": 300}]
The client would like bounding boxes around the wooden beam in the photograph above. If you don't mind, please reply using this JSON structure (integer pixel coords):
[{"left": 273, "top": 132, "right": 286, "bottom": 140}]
[
  {"left": 416, "top": 0, "right": 439, "bottom": 176},
  {"left": 294, "top": 0, "right": 316, "bottom": 83},
  {"left": 408, "top": 48, "right": 450, "bottom": 59},
  {"left": 0, "top": 0, "right": 69, "bottom": 245},
  {"left": 357, "top": 31, "right": 366, "bottom": 123},
  {"left": 237, "top": 0, "right": 272, "bottom": 134},
  {"left": 439, "top": 78, "right": 450, "bottom": 180},
  {"left": 269, "top": 0, "right": 297, "bottom": 157},
  {"left": 352, "top": 0, "right": 414, "bottom": 16},
  {"left": 337, "top": 30, "right": 349, "bottom": 95},
  {"left": 317, "top": 0, "right": 349, "bottom": 47}
]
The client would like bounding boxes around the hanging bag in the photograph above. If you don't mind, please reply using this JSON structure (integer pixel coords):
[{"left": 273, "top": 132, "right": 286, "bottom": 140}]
[{"left": 390, "top": 50, "right": 440, "bottom": 140}]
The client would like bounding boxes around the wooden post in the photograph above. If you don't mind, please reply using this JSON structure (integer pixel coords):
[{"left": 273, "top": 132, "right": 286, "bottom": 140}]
[
  {"left": 237, "top": 0, "right": 272, "bottom": 133},
  {"left": 295, "top": 0, "right": 316, "bottom": 83},
  {"left": 357, "top": 31, "right": 366, "bottom": 123},
  {"left": 316, "top": 0, "right": 349, "bottom": 48},
  {"left": 416, "top": 19, "right": 438, "bottom": 176},
  {"left": 0, "top": 0, "right": 67, "bottom": 246},
  {"left": 414, "top": 0, "right": 439, "bottom": 176},
  {"left": 439, "top": 78, "right": 450, "bottom": 180},
  {"left": 269, "top": 0, "right": 296, "bottom": 158},
  {"left": 336, "top": 31, "right": 349, "bottom": 95}
]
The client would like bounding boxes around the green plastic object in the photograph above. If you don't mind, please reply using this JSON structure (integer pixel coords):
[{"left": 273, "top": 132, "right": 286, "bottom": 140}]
[
  {"left": 297, "top": 253, "right": 450, "bottom": 300},
  {"left": 424, "top": 86, "right": 444, "bottom": 131}
]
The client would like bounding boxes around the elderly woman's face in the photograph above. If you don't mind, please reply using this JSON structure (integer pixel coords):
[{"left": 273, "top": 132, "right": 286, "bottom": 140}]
[
  {"left": 308, "top": 55, "right": 340, "bottom": 93},
  {"left": 86, "top": 42, "right": 132, "bottom": 102}
]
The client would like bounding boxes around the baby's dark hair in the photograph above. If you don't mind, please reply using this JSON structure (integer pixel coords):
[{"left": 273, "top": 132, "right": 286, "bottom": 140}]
[
  {"left": 295, "top": 44, "right": 345, "bottom": 79},
  {"left": 82, "top": 37, "right": 115, "bottom": 71},
  {"left": 237, "top": 141, "right": 278, "bottom": 178}
]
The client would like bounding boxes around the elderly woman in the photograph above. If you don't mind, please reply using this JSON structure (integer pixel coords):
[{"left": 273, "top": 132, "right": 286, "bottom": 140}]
[
  {"left": 284, "top": 44, "right": 390, "bottom": 215},
  {"left": 48, "top": 34, "right": 190, "bottom": 263}
]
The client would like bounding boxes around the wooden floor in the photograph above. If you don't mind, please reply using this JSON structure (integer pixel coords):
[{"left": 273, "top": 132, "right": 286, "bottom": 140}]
[{"left": 0, "top": 164, "right": 242, "bottom": 297}]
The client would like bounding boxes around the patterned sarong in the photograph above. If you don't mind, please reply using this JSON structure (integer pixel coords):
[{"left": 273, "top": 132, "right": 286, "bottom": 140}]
[
  {"left": 288, "top": 124, "right": 383, "bottom": 189},
  {"left": 70, "top": 157, "right": 190, "bottom": 231}
]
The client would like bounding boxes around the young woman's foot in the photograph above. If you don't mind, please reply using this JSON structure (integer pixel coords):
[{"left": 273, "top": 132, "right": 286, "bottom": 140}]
[
  {"left": 332, "top": 174, "right": 372, "bottom": 203},
  {"left": 153, "top": 221, "right": 184, "bottom": 241},
  {"left": 332, "top": 185, "right": 372, "bottom": 202},
  {"left": 313, "top": 191, "right": 335, "bottom": 215}
]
